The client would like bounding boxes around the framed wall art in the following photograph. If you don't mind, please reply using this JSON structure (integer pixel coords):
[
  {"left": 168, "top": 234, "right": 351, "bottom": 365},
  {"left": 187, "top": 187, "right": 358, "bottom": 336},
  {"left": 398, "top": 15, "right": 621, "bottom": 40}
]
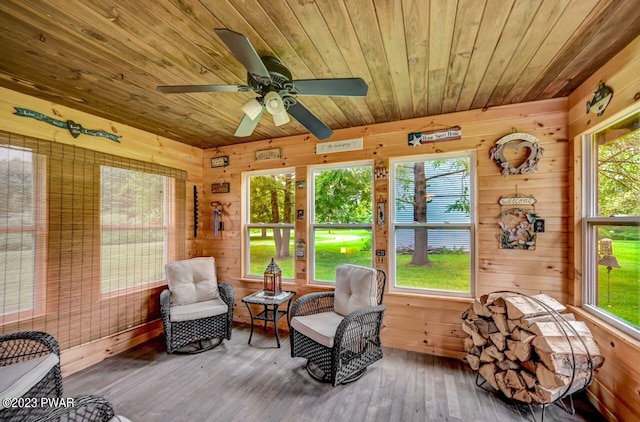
[{"left": 211, "top": 182, "right": 230, "bottom": 193}]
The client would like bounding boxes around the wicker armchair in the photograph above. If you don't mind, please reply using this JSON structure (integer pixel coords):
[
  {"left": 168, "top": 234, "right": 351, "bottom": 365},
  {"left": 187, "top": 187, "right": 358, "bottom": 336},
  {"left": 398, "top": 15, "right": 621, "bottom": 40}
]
[
  {"left": 289, "top": 265, "right": 386, "bottom": 386},
  {"left": 160, "top": 257, "right": 234, "bottom": 353},
  {"left": 0, "top": 332, "right": 123, "bottom": 421},
  {"left": 0, "top": 331, "right": 63, "bottom": 421},
  {"left": 23, "top": 395, "right": 117, "bottom": 422}
]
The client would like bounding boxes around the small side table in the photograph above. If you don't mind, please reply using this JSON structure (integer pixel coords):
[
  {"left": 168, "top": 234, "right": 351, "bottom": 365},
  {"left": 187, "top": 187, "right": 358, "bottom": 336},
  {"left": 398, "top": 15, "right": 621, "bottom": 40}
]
[{"left": 242, "top": 290, "right": 295, "bottom": 348}]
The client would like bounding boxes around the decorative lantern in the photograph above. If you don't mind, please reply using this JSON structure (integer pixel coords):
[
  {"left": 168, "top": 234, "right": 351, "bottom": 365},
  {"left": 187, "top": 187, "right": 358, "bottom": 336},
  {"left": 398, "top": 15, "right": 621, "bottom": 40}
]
[{"left": 263, "top": 258, "right": 282, "bottom": 296}]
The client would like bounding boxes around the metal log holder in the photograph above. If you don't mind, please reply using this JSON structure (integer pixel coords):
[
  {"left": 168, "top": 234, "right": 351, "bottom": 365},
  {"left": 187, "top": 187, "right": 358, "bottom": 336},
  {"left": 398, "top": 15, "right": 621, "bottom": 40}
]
[{"left": 473, "top": 291, "right": 595, "bottom": 422}]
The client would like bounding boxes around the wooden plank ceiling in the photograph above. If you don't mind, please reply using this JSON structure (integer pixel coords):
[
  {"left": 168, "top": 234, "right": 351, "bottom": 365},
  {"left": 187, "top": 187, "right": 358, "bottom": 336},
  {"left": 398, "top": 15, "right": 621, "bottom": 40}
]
[{"left": 0, "top": 0, "right": 639, "bottom": 149}]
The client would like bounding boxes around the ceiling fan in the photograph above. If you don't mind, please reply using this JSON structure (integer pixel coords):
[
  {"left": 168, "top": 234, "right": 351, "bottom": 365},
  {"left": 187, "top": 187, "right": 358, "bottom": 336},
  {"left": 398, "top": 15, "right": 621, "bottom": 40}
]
[{"left": 156, "top": 29, "right": 368, "bottom": 140}]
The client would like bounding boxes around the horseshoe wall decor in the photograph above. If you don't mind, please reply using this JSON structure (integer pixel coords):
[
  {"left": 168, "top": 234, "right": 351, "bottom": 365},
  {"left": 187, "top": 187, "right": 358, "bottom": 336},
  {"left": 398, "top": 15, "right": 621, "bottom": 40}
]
[{"left": 489, "top": 132, "right": 543, "bottom": 177}]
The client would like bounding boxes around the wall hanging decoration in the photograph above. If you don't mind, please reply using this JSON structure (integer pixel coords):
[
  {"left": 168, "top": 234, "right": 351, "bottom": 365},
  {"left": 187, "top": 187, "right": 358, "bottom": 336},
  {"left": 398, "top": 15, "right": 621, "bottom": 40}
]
[
  {"left": 295, "top": 239, "right": 306, "bottom": 260},
  {"left": 586, "top": 82, "right": 613, "bottom": 116},
  {"left": 489, "top": 131, "right": 543, "bottom": 177},
  {"left": 193, "top": 186, "right": 199, "bottom": 238},
  {"left": 211, "top": 182, "right": 230, "bottom": 193},
  {"left": 255, "top": 147, "right": 281, "bottom": 161},
  {"left": 211, "top": 201, "right": 224, "bottom": 237},
  {"left": 210, "top": 156, "right": 229, "bottom": 168},
  {"left": 13, "top": 107, "right": 120, "bottom": 143},
  {"left": 377, "top": 197, "right": 386, "bottom": 226},
  {"left": 296, "top": 180, "right": 306, "bottom": 189},
  {"left": 497, "top": 191, "right": 539, "bottom": 250},
  {"left": 408, "top": 125, "right": 461, "bottom": 147},
  {"left": 374, "top": 166, "right": 388, "bottom": 180},
  {"left": 296, "top": 209, "right": 304, "bottom": 220},
  {"left": 315, "top": 137, "right": 363, "bottom": 154}
]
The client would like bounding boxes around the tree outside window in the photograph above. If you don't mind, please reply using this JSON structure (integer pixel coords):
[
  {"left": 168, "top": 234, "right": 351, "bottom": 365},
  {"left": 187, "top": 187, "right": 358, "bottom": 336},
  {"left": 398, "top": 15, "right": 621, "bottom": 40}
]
[
  {"left": 392, "top": 154, "right": 473, "bottom": 294},
  {"left": 311, "top": 164, "right": 373, "bottom": 282},
  {"left": 245, "top": 170, "right": 295, "bottom": 279}
]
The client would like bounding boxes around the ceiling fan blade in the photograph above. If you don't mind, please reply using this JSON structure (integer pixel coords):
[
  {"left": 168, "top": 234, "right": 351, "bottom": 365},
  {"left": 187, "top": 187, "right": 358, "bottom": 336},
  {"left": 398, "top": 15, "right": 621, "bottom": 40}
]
[
  {"left": 234, "top": 108, "right": 264, "bottom": 137},
  {"left": 156, "top": 84, "right": 250, "bottom": 94},
  {"left": 214, "top": 28, "right": 271, "bottom": 81},
  {"left": 291, "top": 78, "right": 368, "bottom": 97},
  {"left": 287, "top": 100, "right": 333, "bottom": 140}
]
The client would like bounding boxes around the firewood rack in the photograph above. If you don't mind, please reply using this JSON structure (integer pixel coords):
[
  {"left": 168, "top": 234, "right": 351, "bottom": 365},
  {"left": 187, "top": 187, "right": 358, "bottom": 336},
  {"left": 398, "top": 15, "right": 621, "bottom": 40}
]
[{"left": 473, "top": 291, "right": 595, "bottom": 422}]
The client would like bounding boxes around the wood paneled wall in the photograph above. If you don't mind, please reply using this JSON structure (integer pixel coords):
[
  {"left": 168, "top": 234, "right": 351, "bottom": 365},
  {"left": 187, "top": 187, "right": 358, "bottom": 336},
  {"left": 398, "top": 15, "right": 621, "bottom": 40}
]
[
  {"left": 568, "top": 34, "right": 640, "bottom": 422},
  {"left": 202, "top": 97, "right": 569, "bottom": 359},
  {"left": 0, "top": 87, "right": 203, "bottom": 374}
]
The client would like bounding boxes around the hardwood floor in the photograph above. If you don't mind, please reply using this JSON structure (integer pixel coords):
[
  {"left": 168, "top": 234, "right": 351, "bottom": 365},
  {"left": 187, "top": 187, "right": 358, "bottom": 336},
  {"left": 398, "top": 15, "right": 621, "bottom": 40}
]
[{"left": 64, "top": 324, "right": 605, "bottom": 422}]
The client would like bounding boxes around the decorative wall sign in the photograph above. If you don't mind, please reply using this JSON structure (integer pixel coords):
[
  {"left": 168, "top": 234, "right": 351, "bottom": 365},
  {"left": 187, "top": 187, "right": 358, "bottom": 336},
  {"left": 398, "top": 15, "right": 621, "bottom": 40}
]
[
  {"left": 211, "top": 156, "right": 229, "bottom": 168},
  {"left": 315, "top": 138, "right": 363, "bottom": 154},
  {"left": 296, "top": 181, "right": 306, "bottom": 189},
  {"left": 255, "top": 147, "right": 281, "bottom": 161},
  {"left": 489, "top": 132, "right": 543, "bottom": 177},
  {"left": 211, "top": 182, "right": 230, "bottom": 193},
  {"left": 586, "top": 82, "right": 613, "bottom": 116},
  {"left": 408, "top": 126, "right": 461, "bottom": 147},
  {"left": 498, "top": 196, "right": 536, "bottom": 206},
  {"left": 13, "top": 107, "right": 120, "bottom": 143},
  {"left": 296, "top": 209, "right": 304, "bottom": 220}
]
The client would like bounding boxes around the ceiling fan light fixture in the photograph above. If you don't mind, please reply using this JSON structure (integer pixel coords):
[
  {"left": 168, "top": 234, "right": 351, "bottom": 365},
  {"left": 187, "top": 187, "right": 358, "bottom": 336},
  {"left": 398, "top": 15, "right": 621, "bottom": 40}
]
[
  {"left": 241, "top": 98, "right": 263, "bottom": 120},
  {"left": 272, "top": 110, "right": 290, "bottom": 126},
  {"left": 264, "top": 91, "right": 285, "bottom": 115}
]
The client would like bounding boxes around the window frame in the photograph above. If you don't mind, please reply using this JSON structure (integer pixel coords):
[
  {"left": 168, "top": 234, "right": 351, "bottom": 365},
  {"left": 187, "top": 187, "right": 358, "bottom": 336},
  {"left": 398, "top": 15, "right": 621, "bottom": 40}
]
[
  {"left": 99, "top": 166, "right": 175, "bottom": 298},
  {"left": 309, "top": 160, "right": 374, "bottom": 284},
  {"left": 582, "top": 116, "right": 640, "bottom": 339},
  {"left": 389, "top": 152, "right": 476, "bottom": 297},
  {"left": 0, "top": 148, "right": 47, "bottom": 323},
  {"left": 242, "top": 168, "right": 296, "bottom": 281}
]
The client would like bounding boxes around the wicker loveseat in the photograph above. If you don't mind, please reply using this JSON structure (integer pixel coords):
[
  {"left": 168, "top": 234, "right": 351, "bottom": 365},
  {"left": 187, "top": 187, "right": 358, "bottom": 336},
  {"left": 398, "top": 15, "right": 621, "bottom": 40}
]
[{"left": 289, "top": 265, "right": 386, "bottom": 386}]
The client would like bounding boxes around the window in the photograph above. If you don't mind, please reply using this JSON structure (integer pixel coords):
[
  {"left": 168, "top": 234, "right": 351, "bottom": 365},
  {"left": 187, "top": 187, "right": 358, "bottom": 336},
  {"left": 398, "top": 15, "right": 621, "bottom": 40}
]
[
  {"left": 390, "top": 153, "right": 474, "bottom": 295},
  {"left": 0, "top": 146, "right": 46, "bottom": 320},
  {"left": 0, "top": 131, "right": 186, "bottom": 345},
  {"left": 583, "top": 109, "right": 640, "bottom": 338},
  {"left": 310, "top": 163, "right": 373, "bottom": 282},
  {"left": 244, "top": 169, "right": 295, "bottom": 279},
  {"left": 100, "top": 166, "right": 174, "bottom": 294}
]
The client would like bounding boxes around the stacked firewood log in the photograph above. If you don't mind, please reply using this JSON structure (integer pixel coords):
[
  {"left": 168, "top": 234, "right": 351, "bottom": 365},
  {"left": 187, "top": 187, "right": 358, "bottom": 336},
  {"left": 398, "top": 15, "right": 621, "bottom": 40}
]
[{"left": 462, "top": 292, "right": 604, "bottom": 404}]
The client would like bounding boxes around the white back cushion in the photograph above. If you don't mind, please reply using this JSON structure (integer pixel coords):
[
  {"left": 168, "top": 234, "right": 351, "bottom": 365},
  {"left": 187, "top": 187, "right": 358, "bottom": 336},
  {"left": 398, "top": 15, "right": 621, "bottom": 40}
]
[
  {"left": 334, "top": 264, "right": 377, "bottom": 317},
  {"left": 166, "top": 257, "right": 220, "bottom": 305}
]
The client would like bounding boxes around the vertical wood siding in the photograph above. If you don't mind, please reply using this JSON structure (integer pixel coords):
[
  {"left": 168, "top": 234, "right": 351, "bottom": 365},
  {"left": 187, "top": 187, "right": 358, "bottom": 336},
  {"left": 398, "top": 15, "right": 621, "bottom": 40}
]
[{"left": 201, "top": 97, "right": 569, "bottom": 359}]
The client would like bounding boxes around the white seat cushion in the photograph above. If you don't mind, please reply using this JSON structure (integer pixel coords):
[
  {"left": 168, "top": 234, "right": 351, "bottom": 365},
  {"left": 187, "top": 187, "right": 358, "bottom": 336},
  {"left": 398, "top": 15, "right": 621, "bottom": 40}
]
[
  {"left": 334, "top": 264, "right": 377, "bottom": 316},
  {"left": 169, "top": 298, "right": 228, "bottom": 322},
  {"left": 166, "top": 257, "right": 220, "bottom": 305},
  {"left": 0, "top": 354, "right": 59, "bottom": 408},
  {"left": 290, "top": 311, "right": 344, "bottom": 348}
]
